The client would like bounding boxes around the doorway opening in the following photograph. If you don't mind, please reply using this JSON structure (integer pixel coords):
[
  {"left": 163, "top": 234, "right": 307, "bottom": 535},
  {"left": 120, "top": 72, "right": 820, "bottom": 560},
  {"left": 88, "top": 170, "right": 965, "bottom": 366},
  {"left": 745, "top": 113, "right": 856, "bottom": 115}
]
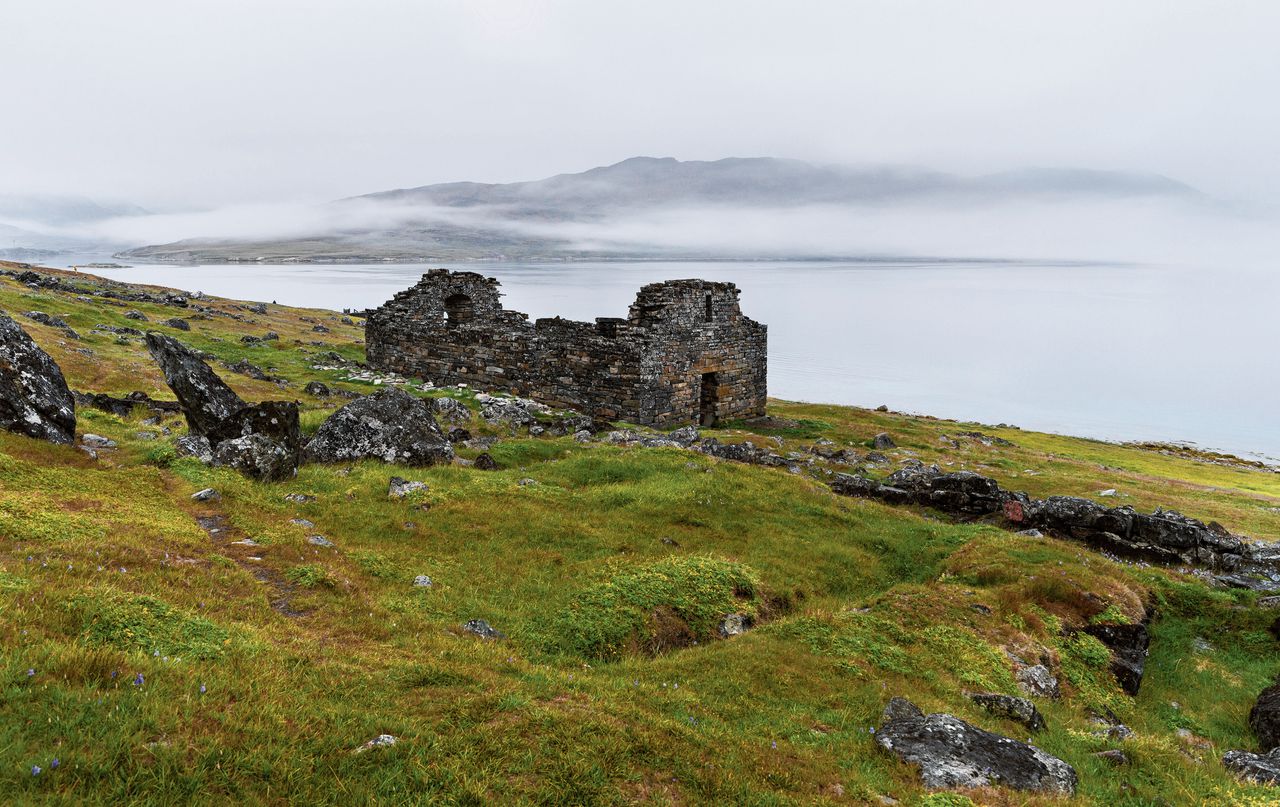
[
  {"left": 443, "top": 293, "right": 474, "bottom": 326},
  {"left": 699, "top": 372, "right": 719, "bottom": 427}
]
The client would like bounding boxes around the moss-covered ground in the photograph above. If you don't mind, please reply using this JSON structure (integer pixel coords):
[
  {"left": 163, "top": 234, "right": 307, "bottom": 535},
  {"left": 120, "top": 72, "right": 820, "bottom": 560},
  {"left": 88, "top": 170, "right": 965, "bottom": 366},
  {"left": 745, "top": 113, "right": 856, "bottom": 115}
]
[{"left": 2, "top": 263, "right": 1279, "bottom": 805}]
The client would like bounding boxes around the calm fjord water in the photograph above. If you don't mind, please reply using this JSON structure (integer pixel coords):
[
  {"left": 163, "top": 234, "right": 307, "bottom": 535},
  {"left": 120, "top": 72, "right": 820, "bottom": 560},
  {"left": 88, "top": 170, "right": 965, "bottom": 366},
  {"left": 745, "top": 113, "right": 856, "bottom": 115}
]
[{"left": 79, "top": 260, "right": 1279, "bottom": 461}]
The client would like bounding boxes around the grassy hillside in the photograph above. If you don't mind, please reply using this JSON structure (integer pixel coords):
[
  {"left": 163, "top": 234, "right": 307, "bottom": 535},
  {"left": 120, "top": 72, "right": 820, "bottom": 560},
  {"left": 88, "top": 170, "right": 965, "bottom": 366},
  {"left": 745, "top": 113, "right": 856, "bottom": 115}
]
[{"left": 2, "top": 262, "right": 1279, "bottom": 805}]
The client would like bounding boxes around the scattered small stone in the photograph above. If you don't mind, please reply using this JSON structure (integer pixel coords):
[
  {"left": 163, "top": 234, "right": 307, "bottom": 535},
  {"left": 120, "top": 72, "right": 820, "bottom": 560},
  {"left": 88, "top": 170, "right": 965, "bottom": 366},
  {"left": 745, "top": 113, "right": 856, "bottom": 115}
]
[
  {"left": 174, "top": 435, "right": 214, "bottom": 464},
  {"left": 389, "top": 477, "right": 428, "bottom": 499},
  {"left": 1016, "top": 664, "right": 1061, "bottom": 699},
  {"left": 412, "top": 575, "right": 433, "bottom": 587},
  {"left": 517, "top": 478, "right": 538, "bottom": 486},
  {"left": 718, "top": 613, "right": 752, "bottom": 638},
  {"left": 124, "top": 310, "right": 149, "bottom": 321},
  {"left": 163, "top": 318, "right": 191, "bottom": 331},
  {"left": 473, "top": 452, "right": 498, "bottom": 471},
  {"left": 307, "top": 535, "right": 334, "bottom": 547},
  {"left": 81, "top": 434, "right": 117, "bottom": 449},
  {"left": 1017, "top": 528, "right": 1044, "bottom": 537},
  {"left": 968, "top": 692, "right": 1046, "bottom": 732},
  {"left": 1095, "top": 749, "right": 1129, "bottom": 766},
  {"left": 303, "top": 381, "right": 330, "bottom": 397},
  {"left": 191, "top": 488, "right": 220, "bottom": 502},
  {"left": 462, "top": 619, "right": 505, "bottom": 639},
  {"left": 290, "top": 518, "right": 315, "bottom": 528},
  {"left": 875, "top": 404, "right": 889, "bottom": 412},
  {"left": 872, "top": 433, "right": 896, "bottom": 450},
  {"left": 284, "top": 493, "right": 316, "bottom": 504},
  {"left": 573, "top": 429, "right": 592, "bottom": 443},
  {"left": 1099, "top": 488, "right": 1118, "bottom": 497}
]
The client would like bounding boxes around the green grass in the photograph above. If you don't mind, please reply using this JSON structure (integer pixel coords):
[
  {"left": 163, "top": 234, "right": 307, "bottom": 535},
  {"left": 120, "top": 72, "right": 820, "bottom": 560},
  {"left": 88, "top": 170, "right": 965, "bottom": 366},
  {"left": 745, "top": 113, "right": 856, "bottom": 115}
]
[{"left": 2, "top": 263, "right": 1280, "bottom": 804}]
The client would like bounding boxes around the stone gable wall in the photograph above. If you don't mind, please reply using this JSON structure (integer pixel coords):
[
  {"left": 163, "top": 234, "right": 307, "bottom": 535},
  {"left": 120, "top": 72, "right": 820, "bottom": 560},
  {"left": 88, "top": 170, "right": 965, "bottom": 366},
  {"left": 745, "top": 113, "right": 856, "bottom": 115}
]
[{"left": 365, "top": 269, "right": 767, "bottom": 427}]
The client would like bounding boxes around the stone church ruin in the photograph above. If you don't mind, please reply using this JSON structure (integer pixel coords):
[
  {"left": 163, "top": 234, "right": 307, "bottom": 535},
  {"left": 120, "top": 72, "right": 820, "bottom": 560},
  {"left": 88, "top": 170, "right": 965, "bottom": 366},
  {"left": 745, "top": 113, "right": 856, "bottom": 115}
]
[{"left": 365, "top": 269, "right": 767, "bottom": 427}]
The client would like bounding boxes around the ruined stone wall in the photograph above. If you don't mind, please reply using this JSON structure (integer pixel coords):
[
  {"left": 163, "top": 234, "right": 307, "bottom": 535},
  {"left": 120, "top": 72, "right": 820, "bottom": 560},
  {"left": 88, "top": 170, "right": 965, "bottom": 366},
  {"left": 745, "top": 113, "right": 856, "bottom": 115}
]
[
  {"left": 365, "top": 269, "right": 768, "bottom": 427},
  {"left": 628, "top": 280, "right": 768, "bottom": 426}
]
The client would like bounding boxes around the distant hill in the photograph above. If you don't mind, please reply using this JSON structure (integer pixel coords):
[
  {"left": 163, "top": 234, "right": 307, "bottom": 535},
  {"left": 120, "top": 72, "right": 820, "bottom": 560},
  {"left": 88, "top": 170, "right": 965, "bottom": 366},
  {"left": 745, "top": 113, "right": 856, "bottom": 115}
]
[{"left": 119, "top": 157, "right": 1204, "bottom": 263}]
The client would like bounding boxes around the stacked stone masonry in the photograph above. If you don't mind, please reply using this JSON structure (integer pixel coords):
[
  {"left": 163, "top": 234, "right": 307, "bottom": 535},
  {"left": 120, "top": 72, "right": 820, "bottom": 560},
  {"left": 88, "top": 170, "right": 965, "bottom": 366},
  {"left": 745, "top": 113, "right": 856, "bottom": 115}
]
[{"left": 365, "top": 269, "right": 767, "bottom": 427}]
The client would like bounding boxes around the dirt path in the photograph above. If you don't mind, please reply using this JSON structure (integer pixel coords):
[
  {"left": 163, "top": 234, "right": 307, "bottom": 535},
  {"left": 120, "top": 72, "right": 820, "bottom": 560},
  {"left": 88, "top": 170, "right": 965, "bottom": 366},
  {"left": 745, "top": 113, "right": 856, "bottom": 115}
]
[{"left": 194, "top": 512, "right": 307, "bottom": 617}]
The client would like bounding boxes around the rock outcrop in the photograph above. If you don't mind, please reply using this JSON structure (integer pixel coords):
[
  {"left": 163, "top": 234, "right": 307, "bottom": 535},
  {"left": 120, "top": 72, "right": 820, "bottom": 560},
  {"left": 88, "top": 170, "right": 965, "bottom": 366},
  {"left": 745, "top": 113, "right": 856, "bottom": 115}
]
[
  {"left": 304, "top": 388, "right": 453, "bottom": 466},
  {"left": 875, "top": 697, "right": 1077, "bottom": 794},
  {"left": 0, "top": 309, "right": 76, "bottom": 444},
  {"left": 831, "top": 465, "right": 1280, "bottom": 588},
  {"left": 1083, "top": 621, "right": 1151, "bottom": 696}
]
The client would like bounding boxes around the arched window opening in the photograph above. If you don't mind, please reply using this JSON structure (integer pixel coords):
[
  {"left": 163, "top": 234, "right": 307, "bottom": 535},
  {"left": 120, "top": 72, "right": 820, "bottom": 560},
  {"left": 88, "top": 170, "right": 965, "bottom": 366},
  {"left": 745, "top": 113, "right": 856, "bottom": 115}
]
[{"left": 444, "top": 293, "right": 474, "bottom": 326}]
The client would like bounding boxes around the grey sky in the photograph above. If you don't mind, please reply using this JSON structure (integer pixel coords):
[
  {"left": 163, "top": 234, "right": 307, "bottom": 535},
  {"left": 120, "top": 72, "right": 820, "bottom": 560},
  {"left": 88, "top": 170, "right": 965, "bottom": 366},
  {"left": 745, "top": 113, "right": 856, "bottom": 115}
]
[{"left": 3, "top": 1, "right": 1278, "bottom": 208}]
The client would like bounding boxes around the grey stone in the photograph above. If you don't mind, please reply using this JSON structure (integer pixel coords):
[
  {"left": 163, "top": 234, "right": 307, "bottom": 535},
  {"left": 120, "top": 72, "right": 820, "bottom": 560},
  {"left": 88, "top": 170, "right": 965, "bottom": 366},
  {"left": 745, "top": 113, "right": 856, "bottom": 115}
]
[
  {"left": 473, "top": 452, "right": 498, "bottom": 471},
  {"left": 81, "top": 434, "right": 116, "bottom": 449},
  {"left": 1224, "top": 748, "right": 1280, "bottom": 784},
  {"left": 303, "top": 381, "right": 330, "bottom": 397},
  {"left": 412, "top": 575, "right": 433, "bottom": 587},
  {"left": 290, "top": 518, "right": 315, "bottom": 528},
  {"left": 304, "top": 388, "right": 454, "bottom": 467},
  {"left": 284, "top": 493, "right": 316, "bottom": 504},
  {"left": 163, "top": 318, "right": 190, "bottom": 331},
  {"left": 212, "top": 434, "right": 297, "bottom": 482},
  {"left": 1016, "top": 665, "right": 1061, "bottom": 699},
  {"left": 144, "top": 332, "right": 245, "bottom": 438},
  {"left": 718, "top": 613, "right": 752, "bottom": 638},
  {"left": 462, "top": 619, "right": 505, "bottom": 639},
  {"left": 968, "top": 692, "right": 1046, "bottom": 732},
  {"left": 191, "top": 488, "right": 220, "bottom": 502},
  {"left": 429, "top": 396, "right": 472, "bottom": 425},
  {"left": 1094, "top": 749, "right": 1129, "bottom": 766},
  {"left": 388, "top": 476, "right": 428, "bottom": 498},
  {"left": 1082, "top": 622, "right": 1150, "bottom": 696},
  {"left": 354, "top": 734, "right": 397, "bottom": 754},
  {"left": 174, "top": 435, "right": 214, "bottom": 464},
  {"left": 0, "top": 310, "right": 77, "bottom": 444},
  {"left": 124, "top": 310, "right": 149, "bottom": 321},
  {"left": 872, "top": 433, "right": 896, "bottom": 450},
  {"left": 875, "top": 697, "right": 1076, "bottom": 794},
  {"left": 307, "top": 535, "right": 334, "bottom": 547}
]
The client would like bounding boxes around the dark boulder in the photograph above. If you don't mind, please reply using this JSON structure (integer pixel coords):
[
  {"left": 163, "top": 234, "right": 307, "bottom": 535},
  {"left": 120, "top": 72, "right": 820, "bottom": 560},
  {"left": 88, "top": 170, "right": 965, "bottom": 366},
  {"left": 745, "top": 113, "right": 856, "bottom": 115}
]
[
  {"left": 473, "top": 452, "right": 498, "bottom": 471},
  {"left": 1251, "top": 683, "right": 1280, "bottom": 752},
  {"left": 225, "top": 358, "right": 270, "bottom": 381},
  {"left": 163, "top": 318, "right": 191, "bottom": 331},
  {"left": 145, "top": 332, "right": 246, "bottom": 437},
  {"left": 0, "top": 310, "right": 76, "bottom": 444},
  {"left": 212, "top": 434, "right": 297, "bottom": 482},
  {"left": 1223, "top": 749, "right": 1280, "bottom": 785},
  {"left": 304, "top": 388, "right": 453, "bottom": 466},
  {"left": 872, "top": 432, "right": 896, "bottom": 449},
  {"left": 1082, "top": 622, "right": 1150, "bottom": 696},
  {"left": 303, "top": 381, "right": 330, "bottom": 397},
  {"left": 462, "top": 619, "right": 504, "bottom": 639},
  {"left": 875, "top": 697, "right": 1076, "bottom": 794},
  {"left": 968, "top": 692, "right": 1046, "bottom": 732}
]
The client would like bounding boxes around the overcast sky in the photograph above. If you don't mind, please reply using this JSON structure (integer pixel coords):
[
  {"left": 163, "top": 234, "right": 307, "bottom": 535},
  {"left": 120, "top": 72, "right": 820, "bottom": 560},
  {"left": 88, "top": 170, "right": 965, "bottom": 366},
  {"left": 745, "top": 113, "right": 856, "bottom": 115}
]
[{"left": 3, "top": 1, "right": 1278, "bottom": 208}]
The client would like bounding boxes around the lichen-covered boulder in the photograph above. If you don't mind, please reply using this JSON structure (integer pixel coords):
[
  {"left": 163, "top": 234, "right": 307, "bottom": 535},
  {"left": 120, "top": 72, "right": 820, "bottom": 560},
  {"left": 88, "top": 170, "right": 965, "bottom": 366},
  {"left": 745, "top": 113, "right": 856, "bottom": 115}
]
[
  {"left": 0, "top": 309, "right": 76, "bottom": 444},
  {"left": 212, "top": 434, "right": 297, "bottom": 482},
  {"left": 875, "top": 697, "right": 1077, "bottom": 794},
  {"left": 145, "top": 332, "right": 245, "bottom": 437},
  {"left": 304, "top": 388, "right": 453, "bottom": 466},
  {"left": 1224, "top": 748, "right": 1280, "bottom": 785}
]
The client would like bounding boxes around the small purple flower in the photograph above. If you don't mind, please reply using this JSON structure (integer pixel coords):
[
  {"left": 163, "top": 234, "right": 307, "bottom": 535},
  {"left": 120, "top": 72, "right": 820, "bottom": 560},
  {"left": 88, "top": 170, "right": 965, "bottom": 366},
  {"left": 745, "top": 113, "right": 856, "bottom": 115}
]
[
  {"left": 771, "top": 741, "right": 777, "bottom": 750},
  {"left": 26, "top": 669, "right": 35, "bottom": 677},
  {"left": 199, "top": 684, "right": 206, "bottom": 694},
  {"left": 50, "top": 758, "right": 59, "bottom": 769},
  {"left": 31, "top": 765, "right": 41, "bottom": 776},
  {"left": 133, "top": 673, "right": 144, "bottom": 686},
  {"left": 111, "top": 670, "right": 118, "bottom": 679},
  {"left": 869, "top": 727, "right": 875, "bottom": 734}
]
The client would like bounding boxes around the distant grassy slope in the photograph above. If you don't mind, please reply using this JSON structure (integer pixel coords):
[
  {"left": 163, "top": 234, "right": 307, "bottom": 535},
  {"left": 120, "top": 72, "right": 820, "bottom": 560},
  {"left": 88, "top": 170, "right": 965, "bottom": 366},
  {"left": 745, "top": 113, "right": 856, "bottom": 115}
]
[{"left": 1, "top": 262, "right": 1279, "bottom": 805}]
